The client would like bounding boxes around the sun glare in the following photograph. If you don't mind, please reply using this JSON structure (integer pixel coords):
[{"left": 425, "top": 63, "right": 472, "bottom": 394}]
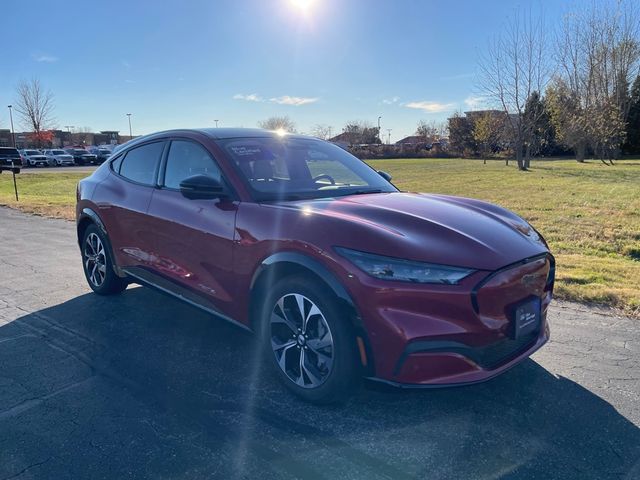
[{"left": 290, "top": 0, "right": 315, "bottom": 12}]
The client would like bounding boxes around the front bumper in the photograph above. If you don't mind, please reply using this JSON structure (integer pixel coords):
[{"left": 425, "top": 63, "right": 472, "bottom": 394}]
[{"left": 344, "top": 253, "right": 554, "bottom": 386}]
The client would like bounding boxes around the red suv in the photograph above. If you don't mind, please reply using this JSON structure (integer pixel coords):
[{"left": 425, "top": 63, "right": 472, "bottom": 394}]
[{"left": 76, "top": 128, "right": 554, "bottom": 403}]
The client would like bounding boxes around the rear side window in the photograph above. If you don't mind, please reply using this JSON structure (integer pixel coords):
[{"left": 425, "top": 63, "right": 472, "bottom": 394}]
[
  {"left": 163, "top": 140, "right": 222, "bottom": 189},
  {"left": 119, "top": 142, "right": 164, "bottom": 185}
]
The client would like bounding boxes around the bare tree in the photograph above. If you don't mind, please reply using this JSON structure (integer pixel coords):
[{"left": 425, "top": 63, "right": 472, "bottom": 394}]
[
  {"left": 14, "top": 78, "right": 55, "bottom": 147},
  {"left": 311, "top": 124, "right": 333, "bottom": 140},
  {"left": 415, "top": 120, "right": 446, "bottom": 144},
  {"left": 341, "top": 120, "right": 381, "bottom": 145},
  {"left": 555, "top": 0, "right": 640, "bottom": 162},
  {"left": 258, "top": 116, "right": 297, "bottom": 133},
  {"left": 477, "top": 8, "right": 551, "bottom": 170}
]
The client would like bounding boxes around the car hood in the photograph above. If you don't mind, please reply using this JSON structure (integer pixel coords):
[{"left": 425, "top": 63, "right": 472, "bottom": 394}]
[{"left": 275, "top": 192, "right": 548, "bottom": 270}]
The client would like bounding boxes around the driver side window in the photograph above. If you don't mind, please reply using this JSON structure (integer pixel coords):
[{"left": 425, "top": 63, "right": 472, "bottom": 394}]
[{"left": 163, "top": 140, "right": 222, "bottom": 189}]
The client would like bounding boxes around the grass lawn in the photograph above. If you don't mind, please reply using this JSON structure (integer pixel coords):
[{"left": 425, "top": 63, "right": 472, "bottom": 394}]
[{"left": 1, "top": 159, "right": 639, "bottom": 316}]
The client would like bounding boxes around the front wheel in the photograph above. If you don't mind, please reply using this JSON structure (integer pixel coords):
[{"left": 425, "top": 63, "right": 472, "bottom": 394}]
[
  {"left": 81, "top": 224, "right": 128, "bottom": 295},
  {"left": 260, "top": 275, "right": 360, "bottom": 404}
]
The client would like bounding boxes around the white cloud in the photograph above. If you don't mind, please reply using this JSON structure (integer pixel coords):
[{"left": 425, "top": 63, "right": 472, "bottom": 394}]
[
  {"left": 382, "top": 96, "right": 400, "bottom": 105},
  {"left": 269, "top": 96, "right": 318, "bottom": 106},
  {"left": 32, "top": 54, "right": 58, "bottom": 63},
  {"left": 233, "top": 93, "right": 264, "bottom": 102},
  {"left": 464, "top": 95, "right": 487, "bottom": 110},
  {"left": 404, "top": 101, "right": 455, "bottom": 113}
]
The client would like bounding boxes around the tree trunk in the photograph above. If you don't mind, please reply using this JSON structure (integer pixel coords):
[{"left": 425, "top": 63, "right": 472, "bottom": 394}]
[
  {"left": 514, "top": 139, "right": 526, "bottom": 170},
  {"left": 575, "top": 142, "right": 586, "bottom": 163},
  {"left": 524, "top": 143, "right": 531, "bottom": 169}
]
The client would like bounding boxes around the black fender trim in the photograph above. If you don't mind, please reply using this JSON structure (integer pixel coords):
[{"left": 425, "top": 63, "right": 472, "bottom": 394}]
[
  {"left": 77, "top": 207, "right": 124, "bottom": 277},
  {"left": 250, "top": 251, "right": 354, "bottom": 308}
]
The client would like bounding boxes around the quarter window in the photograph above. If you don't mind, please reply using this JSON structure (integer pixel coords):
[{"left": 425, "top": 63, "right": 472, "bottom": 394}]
[
  {"left": 119, "top": 142, "right": 164, "bottom": 185},
  {"left": 163, "top": 140, "right": 221, "bottom": 189}
]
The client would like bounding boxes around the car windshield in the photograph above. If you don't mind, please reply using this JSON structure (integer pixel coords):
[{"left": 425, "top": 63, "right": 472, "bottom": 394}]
[
  {"left": 220, "top": 136, "right": 396, "bottom": 201},
  {"left": 0, "top": 148, "right": 20, "bottom": 155},
  {"left": 52, "top": 150, "right": 66, "bottom": 154},
  {"left": 25, "top": 150, "right": 41, "bottom": 155},
  {"left": 73, "top": 150, "right": 88, "bottom": 154}
]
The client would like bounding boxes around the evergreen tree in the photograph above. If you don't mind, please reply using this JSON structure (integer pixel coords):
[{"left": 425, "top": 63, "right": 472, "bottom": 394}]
[{"left": 625, "top": 75, "right": 640, "bottom": 155}]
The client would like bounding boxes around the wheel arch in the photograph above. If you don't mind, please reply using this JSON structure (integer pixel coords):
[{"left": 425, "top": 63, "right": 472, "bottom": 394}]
[
  {"left": 249, "top": 251, "right": 375, "bottom": 375},
  {"left": 77, "top": 208, "right": 124, "bottom": 277}
]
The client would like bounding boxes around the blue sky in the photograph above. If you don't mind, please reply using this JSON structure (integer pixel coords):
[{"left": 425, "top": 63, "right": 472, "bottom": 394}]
[{"left": 1, "top": 0, "right": 568, "bottom": 141}]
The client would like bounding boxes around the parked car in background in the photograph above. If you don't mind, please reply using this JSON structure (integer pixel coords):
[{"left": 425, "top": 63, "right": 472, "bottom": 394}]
[
  {"left": 21, "top": 149, "right": 52, "bottom": 167},
  {"left": 66, "top": 148, "right": 98, "bottom": 165},
  {"left": 76, "top": 128, "right": 555, "bottom": 404},
  {"left": 88, "top": 146, "right": 112, "bottom": 164},
  {"left": 43, "top": 149, "right": 76, "bottom": 166},
  {"left": 0, "top": 147, "right": 23, "bottom": 167}
]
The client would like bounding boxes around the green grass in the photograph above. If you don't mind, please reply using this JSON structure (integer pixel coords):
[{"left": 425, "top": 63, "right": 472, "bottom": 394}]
[
  {"left": 1, "top": 159, "right": 639, "bottom": 315},
  {"left": 0, "top": 172, "right": 85, "bottom": 220},
  {"left": 366, "top": 158, "right": 640, "bottom": 316}
]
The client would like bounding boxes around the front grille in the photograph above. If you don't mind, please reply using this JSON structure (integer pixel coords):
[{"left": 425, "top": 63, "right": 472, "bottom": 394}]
[{"left": 473, "top": 331, "right": 539, "bottom": 369}]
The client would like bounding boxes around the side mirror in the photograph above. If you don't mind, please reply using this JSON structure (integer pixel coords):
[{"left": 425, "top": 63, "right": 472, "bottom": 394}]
[
  {"left": 377, "top": 170, "right": 392, "bottom": 182},
  {"left": 179, "top": 174, "right": 227, "bottom": 200}
]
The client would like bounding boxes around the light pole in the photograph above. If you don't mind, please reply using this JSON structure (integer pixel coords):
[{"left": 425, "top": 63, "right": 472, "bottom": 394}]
[
  {"left": 377, "top": 116, "right": 382, "bottom": 143},
  {"left": 126, "top": 113, "right": 132, "bottom": 138},
  {"left": 214, "top": 119, "right": 219, "bottom": 128},
  {"left": 64, "top": 126, "right": 75, "bottom": 146},
  {"left": 7, "top": 105, "right": 15, "bottom": 148},
  {"left": 387, "top": 129, "right": 392, "bottom": 145}
]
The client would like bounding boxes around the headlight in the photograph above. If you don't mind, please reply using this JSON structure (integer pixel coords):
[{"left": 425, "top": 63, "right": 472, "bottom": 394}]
[{"left": 335, "top": 247, "right": 475, "bottom": 285}]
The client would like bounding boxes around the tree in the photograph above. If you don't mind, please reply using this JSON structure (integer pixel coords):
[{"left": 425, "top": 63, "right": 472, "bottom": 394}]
[
  {"left": 624, "top": 75, "right": 640, "bottom": 154},
  {"left": 472, "top": 112, "right": 504, "bottom": 163},
  {"left": 14, "top": 78, "right": 55, "bottom": 148},
  {"left": 545, "top": 78, "right": 590, "bottom": 160},
  {"left": 523, "top": 91, "right": 555, "bottom": 158},
  {"left": 447, "top": 113, "right": 476, "bottom": 157},
  {"left": 27, "top": 130, "right": 54, "bottom": 148},
  {"left": 258, "top": 116, "right": 296, "bottom": 133},
  {"left": 556, "top": 0, "right": 640, "bottom": 161},
  {"left": 587, "top": 99, "right": 627, "bottom": 164},
  {"left": 340, "top": 121, "right": 381, "bottom": 145},
  {"left": 311, "top": 124, "right": 333, "bottom": 140},
  {"left": 477, "top": 9, "right": 550, "bottom": 170},
  {"left": 415, "top": 120, "right": 446, "bottom": 144}
]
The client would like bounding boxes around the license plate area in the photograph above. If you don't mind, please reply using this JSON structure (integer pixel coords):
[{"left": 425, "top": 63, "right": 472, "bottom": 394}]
[{"left": 511, "top": 296, "right": 541, "bottom": 339}]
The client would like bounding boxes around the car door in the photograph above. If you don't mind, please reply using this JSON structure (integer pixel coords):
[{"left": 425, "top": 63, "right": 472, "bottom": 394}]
[
  {"left": 95, "top": 140, "right": 166, "bottom": 270},
  {"left": 146, "top": 138, "right": 238, "bottom": 317}
]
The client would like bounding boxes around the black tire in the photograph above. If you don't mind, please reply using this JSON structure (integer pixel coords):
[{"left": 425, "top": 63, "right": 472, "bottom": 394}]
[
  {"left": 81, "top": 224, "right": 128, "bottom": 295},
  {"left": 259, "top": 274, "right": 360, "bottom": 404}
]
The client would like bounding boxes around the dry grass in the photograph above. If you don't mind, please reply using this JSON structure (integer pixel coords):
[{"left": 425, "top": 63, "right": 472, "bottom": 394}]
[{"left": 1, "top": 160, "right": 639, "bottom": 315}]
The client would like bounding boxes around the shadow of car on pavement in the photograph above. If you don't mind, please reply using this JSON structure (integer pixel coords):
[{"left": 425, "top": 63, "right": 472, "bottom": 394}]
[{"left": 1, "top": 286, "right": 638, "bottom": 479}]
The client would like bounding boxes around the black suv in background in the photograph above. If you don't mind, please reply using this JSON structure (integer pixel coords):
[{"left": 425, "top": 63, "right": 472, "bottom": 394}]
[
  {"left": 0, "top": 147, "right": 22, "bottom": 168},
  {"left": 66, "top": 148, "right": 98, "bottom": 165}
]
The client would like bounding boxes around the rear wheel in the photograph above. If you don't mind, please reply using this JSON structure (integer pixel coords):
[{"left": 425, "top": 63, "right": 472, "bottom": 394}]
[
  {"left": 260, "top": 275, "right": 360, "bottom": 404},
  {"left": 81, "top": 224, "right": 128, "bottom": 295}
]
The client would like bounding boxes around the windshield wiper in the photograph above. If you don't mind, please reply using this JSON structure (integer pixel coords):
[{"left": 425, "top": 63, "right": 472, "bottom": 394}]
[{"left": 340, "top": 188, "right": 384, "bottom": 196}]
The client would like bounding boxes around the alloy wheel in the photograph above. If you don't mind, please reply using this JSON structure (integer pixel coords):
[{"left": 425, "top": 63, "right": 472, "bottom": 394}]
[
  {"left": 84, "top": 232, "right": 107, "bottom": 287},
  {"left": 270, "top": 293, "right": 334, "bottom": 389}
]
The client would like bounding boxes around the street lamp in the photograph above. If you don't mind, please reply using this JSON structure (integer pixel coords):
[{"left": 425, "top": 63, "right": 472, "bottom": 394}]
[
  {"left": 387, "top": 128, "right": 392, "bottom": 145},
  {"left": 126, "top": 113, "right": 132, "bottom": 138},
  {"left": 377, "top": 116, "right": 382, "bottom": 143},
  {"left": 7, "top": 105, "right": 15, "bottom": 148},
  {"left": 214, "top": 119, "right": 219, "bottom": 128}
]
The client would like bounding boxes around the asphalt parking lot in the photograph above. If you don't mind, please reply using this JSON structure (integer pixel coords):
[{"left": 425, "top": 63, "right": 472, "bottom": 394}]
[{"left": 0, "top": 206, "right": 638, "bottom": 479}]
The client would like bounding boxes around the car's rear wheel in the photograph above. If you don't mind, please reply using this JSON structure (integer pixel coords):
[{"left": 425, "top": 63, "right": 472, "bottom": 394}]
[
  {"left": 81, "top": 224, "right": 128, "bottom": 295},
  {"left": 259, "top": 275, "right": 360, "bottom": 404}
]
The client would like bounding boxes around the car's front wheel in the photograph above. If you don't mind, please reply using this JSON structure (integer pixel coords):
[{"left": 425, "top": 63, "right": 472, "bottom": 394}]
[
  {"left": 81, "top": 224, "right": 128, "bottom": 295},
  {"left": 260, "top": 275, "right": 360, "bottom": 404}
]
